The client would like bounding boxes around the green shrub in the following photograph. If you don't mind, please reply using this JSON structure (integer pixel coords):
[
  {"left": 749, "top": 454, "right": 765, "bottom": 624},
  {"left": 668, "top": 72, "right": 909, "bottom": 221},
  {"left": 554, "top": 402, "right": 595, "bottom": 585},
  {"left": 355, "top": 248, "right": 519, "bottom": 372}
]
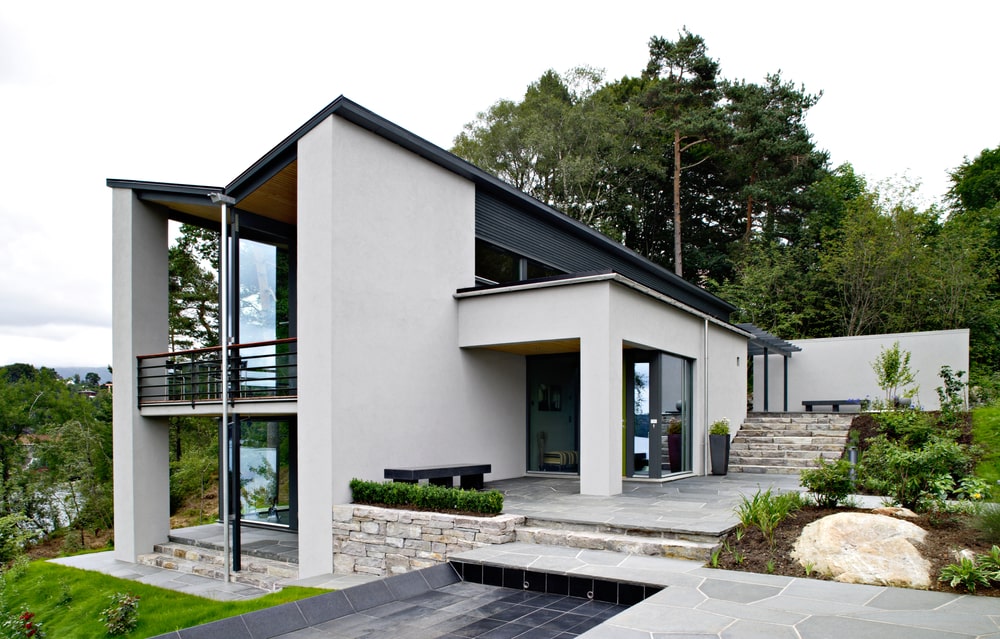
[
  {"left": 859, "top": 433, "right": 975, "bottom": 510},
  {"left": 800, "top": 458, "right": 854, "bottom": 508},
  {"left": 0, "top": 516, "right": 31, "bottom": 566},
  {"left": 872, "top": 409, "right": 935, "bottom": 445},
  {"left": 98, "top": 592, "right": 139, "bottom": 636},
  {"left": 348, "top": 479, "right": 503, "bottom": 515}
]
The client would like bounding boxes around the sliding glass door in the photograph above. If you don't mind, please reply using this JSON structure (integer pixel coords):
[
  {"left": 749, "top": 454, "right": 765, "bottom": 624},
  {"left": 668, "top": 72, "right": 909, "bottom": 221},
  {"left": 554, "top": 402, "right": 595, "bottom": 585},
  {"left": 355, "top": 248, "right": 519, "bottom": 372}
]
[{"left": 626, "top": 350, "right": 692, "bottom": 478}]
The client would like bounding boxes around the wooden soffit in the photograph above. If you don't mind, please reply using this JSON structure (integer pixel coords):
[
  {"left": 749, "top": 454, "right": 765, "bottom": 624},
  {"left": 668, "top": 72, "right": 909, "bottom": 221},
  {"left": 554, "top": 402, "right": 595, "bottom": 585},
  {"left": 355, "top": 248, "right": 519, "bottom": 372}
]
[{"left": 236, "top": 160, "right": 297, "bottom": 224}]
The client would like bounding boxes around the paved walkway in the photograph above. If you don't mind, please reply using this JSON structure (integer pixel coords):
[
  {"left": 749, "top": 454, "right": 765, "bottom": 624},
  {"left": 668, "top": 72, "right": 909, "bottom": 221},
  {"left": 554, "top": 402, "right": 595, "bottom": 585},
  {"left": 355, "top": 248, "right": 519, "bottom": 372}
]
[
  {"left": 491, "top": 473, "right": 807, "bottom": 536},
  {"left": 49, "top": 474, "right": 1000, "bottom": 637}
]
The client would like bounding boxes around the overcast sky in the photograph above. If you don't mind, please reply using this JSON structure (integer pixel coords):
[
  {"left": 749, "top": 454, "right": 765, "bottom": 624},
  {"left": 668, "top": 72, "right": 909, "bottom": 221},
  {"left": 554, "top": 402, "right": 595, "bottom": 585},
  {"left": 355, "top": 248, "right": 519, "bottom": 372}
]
[{"left": 2, "top": 1, "right": 997, "bottom": 368}]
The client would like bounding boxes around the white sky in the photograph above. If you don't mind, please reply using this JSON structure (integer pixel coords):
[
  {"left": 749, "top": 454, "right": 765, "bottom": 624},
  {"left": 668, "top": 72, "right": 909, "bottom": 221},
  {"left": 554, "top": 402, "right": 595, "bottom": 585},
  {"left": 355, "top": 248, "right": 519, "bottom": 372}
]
[{"left": 1, "top": 0, "right": 997, "bottom": 368}]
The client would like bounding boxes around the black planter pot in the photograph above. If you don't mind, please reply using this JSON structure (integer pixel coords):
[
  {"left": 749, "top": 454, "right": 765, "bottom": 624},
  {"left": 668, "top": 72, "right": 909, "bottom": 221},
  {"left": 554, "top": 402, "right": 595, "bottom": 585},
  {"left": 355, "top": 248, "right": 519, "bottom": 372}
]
[
  {"left": 709, "top": 434, "right": 730, "bottom": 476},
  {"left": 667, "top": 433, "right": 682, "bottom": 472}
]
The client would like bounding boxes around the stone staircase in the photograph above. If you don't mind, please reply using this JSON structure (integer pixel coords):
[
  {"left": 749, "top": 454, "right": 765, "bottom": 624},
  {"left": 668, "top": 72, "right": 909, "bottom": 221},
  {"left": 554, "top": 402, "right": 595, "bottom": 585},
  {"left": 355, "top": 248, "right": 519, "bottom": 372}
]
[
  {"left": 137, "top": 541, "right": 298, "bottom": 591},
  {"left": 729, "top": 412, "right": 854, "bottom": 475},
  {"left": 514, "top": 517, "right": 721, "bottom": 561}
]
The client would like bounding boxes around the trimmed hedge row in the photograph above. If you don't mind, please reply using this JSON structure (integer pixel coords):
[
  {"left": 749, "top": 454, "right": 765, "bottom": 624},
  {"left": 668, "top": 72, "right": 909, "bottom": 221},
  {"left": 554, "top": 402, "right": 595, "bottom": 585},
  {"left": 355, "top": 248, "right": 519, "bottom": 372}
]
[{"left": 349, "top": 478, "right": 504, "bottom": 515}]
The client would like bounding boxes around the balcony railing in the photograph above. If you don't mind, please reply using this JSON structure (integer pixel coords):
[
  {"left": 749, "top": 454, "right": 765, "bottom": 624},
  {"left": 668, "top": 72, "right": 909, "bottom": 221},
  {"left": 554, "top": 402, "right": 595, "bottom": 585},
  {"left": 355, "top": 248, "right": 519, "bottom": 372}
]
[{"left": 137, "top": 338, "right": 297, "bottom": 406}]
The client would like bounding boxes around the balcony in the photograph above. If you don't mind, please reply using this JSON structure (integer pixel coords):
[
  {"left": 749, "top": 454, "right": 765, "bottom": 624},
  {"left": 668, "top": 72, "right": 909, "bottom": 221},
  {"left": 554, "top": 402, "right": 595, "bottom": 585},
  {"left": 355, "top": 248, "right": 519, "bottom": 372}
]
[{"left": 137, "top": 338, "right": 297, "bottom": 411}]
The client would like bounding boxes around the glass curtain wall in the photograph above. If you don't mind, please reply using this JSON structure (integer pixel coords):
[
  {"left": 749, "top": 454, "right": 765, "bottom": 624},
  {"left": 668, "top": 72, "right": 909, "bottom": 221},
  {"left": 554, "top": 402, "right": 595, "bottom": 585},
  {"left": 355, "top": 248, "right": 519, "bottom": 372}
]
[{"left": 220, "top": 210, "right": 298, "bottom": 530}]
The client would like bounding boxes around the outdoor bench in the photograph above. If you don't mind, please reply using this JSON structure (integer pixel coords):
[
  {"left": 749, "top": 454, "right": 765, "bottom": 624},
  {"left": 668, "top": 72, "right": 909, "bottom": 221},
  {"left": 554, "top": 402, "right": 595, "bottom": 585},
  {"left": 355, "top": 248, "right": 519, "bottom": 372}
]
[
  {"left": 384, "top": 463, "right": 491, "bottom": 490},
  {"left": 802, "top": 399, "right": 861, "bottom": 412}
]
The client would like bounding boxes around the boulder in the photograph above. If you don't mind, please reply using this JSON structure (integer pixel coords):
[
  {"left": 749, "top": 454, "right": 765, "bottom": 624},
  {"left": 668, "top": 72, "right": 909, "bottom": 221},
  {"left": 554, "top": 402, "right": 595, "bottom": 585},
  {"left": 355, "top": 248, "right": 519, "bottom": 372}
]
[{"left": 791, "top": 512, "right": 931, "bottom": 588}]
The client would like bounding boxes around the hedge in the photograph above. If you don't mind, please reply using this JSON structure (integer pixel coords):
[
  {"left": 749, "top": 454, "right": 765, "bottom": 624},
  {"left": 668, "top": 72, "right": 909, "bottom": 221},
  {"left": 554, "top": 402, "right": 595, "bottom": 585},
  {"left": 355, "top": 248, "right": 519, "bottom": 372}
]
[{"left": 349, "top": 478, "right": 504, "bottom": 515}]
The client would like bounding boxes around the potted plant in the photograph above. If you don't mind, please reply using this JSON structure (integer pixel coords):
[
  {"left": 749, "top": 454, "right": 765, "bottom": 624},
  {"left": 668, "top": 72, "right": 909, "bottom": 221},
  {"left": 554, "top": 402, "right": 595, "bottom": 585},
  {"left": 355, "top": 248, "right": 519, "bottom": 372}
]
[
  {"left": 667, "top": 418, "right": 682, "bottom": 472},
  {"left": 708, "top": 418, "right": 730, "bottom": 476}
]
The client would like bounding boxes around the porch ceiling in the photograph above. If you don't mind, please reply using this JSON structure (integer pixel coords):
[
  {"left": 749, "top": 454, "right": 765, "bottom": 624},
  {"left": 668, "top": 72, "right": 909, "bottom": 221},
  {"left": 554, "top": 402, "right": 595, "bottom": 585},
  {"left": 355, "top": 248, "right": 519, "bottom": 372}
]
[
  {"left": 236, "top": 160, "right": 297, "bottom": 224},
  {"left": 115, "top": 161, "right": 297, "bottom": 227},
  {"left": 480, "top": 338, "right": 581, "bottom": 356}
]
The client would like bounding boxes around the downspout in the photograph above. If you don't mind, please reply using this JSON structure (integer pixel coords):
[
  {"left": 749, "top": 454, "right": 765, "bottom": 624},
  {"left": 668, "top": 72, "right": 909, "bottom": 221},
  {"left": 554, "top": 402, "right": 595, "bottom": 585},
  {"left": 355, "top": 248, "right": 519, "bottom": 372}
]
[
  {"left": 210, "top": 192, "right": 235, "bottom": 583},
  {"left": 703, "top": 318, "right": 709, "bottom": 474}
]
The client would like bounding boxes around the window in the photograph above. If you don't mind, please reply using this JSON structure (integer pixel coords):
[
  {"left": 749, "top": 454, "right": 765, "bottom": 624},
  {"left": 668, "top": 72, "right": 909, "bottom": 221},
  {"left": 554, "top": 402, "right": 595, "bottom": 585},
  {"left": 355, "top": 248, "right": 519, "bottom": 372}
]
[{"left": 475, "top": 239, "right": 563, "bottom": 286}]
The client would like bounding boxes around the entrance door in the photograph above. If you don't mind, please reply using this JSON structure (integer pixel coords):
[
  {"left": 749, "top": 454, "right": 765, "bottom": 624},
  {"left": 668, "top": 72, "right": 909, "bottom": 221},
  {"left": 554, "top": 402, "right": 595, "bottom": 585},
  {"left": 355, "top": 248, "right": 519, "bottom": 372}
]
[
  {"left": 526, "top": 354, "right": 579, "bottom": 473},
  {"left": 626, "top": 351, "right": 693, "bottom": 478}
]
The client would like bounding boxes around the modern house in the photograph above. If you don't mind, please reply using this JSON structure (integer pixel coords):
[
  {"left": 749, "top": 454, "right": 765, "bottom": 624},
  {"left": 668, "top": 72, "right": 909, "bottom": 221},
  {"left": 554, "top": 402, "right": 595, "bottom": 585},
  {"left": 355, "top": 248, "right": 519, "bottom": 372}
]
[{"left": 109, "top": 97, "right": 750, "bottom": 578}]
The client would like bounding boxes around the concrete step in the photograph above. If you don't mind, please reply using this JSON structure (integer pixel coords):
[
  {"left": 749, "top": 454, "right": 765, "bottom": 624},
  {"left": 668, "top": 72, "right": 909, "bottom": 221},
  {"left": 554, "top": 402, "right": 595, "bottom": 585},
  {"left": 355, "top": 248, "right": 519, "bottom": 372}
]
[
  {"left": 515, "top": 526, "right": 718, "bottom": 562},
  {"left": 138, "top": 542, "right": 297, "bottom": 591}
]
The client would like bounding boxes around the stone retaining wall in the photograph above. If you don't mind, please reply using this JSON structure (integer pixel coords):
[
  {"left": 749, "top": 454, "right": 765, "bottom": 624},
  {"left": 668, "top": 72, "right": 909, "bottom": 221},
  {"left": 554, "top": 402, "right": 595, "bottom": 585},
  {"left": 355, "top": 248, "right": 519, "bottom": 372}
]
[{"left": 332, "top": 505, "right": 525, "bottom": 576}]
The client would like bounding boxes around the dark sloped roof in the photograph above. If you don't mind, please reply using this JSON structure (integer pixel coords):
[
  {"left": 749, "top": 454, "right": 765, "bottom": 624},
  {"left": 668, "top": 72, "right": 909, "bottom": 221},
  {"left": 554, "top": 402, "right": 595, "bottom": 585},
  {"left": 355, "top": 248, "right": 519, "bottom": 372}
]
[{"left": 109, "top": 95, "right": 736, "bottom": 318}]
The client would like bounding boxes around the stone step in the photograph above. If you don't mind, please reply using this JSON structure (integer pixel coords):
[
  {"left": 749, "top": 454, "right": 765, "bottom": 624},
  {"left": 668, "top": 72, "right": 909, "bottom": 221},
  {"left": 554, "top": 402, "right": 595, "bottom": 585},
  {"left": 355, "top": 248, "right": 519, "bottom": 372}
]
[
  {"left": 730, "top": 437, "right": 844, "bottom": 450},
  {"left": 731, "top": 411, "right": 851, "bottom": 474},
  {"left": 138, "top": 542, "right": 297, "bottom": 591},
  {"left": 522, "top": 517, "right": 720, "bottom": 545},
  {"left": 730, "top": 451, "right": 843, "bottom": 463},
  {"left": 730, "top": 451, "right": 841, "bottom": 464},
  {"left": 727, "top": 464, "right": 804, "bottom": 475},
  {"left": 735, "top": 430, "right": 849, "bottom": 439},
  {"left": 515, "top": 526, "right": 718, "bottom": 562},
  {"left": 738, "top": 423, "right": 852, "bottom": 432}
]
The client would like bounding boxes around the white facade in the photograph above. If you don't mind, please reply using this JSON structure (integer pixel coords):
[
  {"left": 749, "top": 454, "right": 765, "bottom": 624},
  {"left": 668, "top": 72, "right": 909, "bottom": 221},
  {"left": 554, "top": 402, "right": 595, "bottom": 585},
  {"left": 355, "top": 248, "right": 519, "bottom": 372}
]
[
  {"left": 111, "top": 98, "right": 749, "bottom": 578},
  {"left": 753, "top": 329, "right": 970, "bottom": 412}
]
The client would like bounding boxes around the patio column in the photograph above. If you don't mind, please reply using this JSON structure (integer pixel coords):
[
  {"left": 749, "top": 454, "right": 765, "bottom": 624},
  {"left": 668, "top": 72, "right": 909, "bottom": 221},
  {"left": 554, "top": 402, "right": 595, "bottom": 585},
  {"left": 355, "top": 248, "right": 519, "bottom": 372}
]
[
  {"left": 296, "top": 116, "right": 337, "bottom": 578},
  {"left": 579, "top": 333, "right": 623, "bottom": 496},
  {"left": 111, "top": 189, "right": 170, "bottom": 562}
]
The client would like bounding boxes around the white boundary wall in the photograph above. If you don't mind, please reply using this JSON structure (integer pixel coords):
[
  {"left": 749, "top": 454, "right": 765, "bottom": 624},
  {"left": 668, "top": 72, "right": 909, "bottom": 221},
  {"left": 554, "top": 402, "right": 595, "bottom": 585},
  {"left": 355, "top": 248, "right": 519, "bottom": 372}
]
[{"left": 753, "top": 329, "right": 970, "bottom": 412}]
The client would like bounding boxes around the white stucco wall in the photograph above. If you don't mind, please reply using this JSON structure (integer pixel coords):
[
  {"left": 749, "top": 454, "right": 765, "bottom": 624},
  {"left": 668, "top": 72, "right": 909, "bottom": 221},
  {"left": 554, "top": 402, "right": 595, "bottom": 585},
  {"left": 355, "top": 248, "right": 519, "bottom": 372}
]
[
  {"left": 111, "top": 190, "right": 171, "bottom": 562},
  {"left": 753, "top": 329, "right": 970, "bottom": 412},
  {"left": 297, "top": 115, "right": 524, "bottom": 575},
  {"left": 458, "top": 275, "right": 749, "bottom": 494}
]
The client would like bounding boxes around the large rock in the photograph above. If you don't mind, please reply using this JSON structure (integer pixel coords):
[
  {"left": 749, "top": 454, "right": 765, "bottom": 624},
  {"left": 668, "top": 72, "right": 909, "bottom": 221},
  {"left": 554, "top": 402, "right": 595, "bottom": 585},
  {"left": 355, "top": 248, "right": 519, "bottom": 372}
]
[{"left": 791, "top": 512, "right": 931, "bottom": 588}]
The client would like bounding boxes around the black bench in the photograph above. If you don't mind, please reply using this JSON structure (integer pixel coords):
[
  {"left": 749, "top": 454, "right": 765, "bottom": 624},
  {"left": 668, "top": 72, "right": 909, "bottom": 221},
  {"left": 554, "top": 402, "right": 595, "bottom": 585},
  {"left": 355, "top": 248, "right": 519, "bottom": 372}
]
[
  {"left": 384, "top": 464, "right": 491, "bottom": 490},
  {"left": 802, "top": 399, "right": 860, "bottom": 412}
]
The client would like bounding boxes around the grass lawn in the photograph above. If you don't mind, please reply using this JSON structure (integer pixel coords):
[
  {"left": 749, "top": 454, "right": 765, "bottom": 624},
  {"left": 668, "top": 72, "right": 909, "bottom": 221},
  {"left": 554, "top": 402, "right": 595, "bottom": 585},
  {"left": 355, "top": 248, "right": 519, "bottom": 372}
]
[
  {"left": 973, "top": 405, "right": 1000, "bottom": 488},
  {"left": 1, "top": 560, "right": 326, "bottom": 638}
]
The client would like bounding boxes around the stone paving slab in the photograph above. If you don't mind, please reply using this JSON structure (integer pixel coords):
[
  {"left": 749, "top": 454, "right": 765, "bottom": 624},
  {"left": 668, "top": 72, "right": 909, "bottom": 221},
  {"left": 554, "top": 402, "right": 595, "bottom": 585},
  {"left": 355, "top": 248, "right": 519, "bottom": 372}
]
[
  {"left": 453, "top": 542, "right": 1000, "bottom": 639},
  {"left": 49, "top": 552, "right": 268, "bottom": 601}
]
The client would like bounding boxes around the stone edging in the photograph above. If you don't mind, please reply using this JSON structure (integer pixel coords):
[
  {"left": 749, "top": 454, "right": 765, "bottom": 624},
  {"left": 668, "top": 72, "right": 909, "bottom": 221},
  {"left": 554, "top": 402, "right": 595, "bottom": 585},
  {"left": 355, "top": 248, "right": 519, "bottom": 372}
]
[{"left": 332, "top": 504, "right": 524, "bottom": 577}]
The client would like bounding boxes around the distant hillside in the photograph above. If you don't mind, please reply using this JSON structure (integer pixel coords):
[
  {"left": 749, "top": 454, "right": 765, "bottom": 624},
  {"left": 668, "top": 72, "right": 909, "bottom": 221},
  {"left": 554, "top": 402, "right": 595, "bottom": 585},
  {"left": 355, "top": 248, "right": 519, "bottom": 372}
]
[{"left": 53, "top": 367, "right": 113, "bottom": 384}]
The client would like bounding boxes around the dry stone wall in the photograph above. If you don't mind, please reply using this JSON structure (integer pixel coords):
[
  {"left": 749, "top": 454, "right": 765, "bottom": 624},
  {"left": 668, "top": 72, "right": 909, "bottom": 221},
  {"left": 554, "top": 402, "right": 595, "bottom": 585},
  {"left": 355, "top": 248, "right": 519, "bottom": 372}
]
[{"left": 332, "top": 504, "right": 525, "bottom": 577}]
